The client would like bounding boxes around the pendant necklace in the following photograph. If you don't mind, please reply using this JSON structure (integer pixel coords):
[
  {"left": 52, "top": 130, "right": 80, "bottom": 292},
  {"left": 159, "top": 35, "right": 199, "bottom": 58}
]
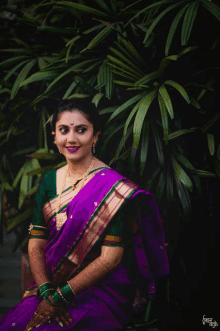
[{"left": 55, "top": 157, "right": 95, "bottom": 230}]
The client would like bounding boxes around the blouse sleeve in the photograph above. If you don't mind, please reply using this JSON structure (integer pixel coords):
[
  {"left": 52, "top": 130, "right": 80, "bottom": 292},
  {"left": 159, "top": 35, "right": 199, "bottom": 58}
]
[
  {"left": 102, "top": 203, "right": 126, "bottom": 248},
  {"left": 29, "top": 174, "right": 50, "bottom": 240}
]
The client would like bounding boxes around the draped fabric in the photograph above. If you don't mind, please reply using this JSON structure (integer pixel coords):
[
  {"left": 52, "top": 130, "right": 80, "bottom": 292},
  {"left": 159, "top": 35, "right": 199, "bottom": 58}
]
[{"left": 0, "top": 167, "right": 169, "bottom": 330}]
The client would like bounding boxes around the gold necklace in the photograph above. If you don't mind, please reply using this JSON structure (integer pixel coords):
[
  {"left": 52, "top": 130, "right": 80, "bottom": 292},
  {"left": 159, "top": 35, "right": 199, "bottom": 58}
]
[{"left": 55, "top": 157, "right": 95, "bottom": 230}]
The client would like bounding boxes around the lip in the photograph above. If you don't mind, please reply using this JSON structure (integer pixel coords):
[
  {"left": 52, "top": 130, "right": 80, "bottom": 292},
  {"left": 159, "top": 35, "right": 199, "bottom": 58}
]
[{"left": 66, "top": 147, "right": 80, "bottom": 153}]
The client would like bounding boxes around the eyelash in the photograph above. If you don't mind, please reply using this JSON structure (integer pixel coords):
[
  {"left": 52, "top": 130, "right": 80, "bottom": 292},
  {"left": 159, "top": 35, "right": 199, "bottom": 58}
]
[{"left": 60, "top": 127, "right": 86, "bottom": 134}]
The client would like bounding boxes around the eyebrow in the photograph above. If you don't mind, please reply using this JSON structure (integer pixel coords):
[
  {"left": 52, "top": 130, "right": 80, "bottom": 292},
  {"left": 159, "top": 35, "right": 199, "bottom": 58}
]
[{"left": 58, "top": 124, "right": 88, "bottom": 128}]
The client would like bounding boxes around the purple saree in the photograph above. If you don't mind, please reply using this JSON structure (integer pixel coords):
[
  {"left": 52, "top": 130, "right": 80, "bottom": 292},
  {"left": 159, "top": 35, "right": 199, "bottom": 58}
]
[{"left": 0, "top": 168, "right": 169, "bottom": 330}]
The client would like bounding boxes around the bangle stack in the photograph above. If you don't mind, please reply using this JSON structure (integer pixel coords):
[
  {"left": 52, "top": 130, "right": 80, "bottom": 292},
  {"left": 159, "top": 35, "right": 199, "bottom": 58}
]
[
  {"left": 51, "top": 281, "right": 77, "bottom": 306},
  {"left": 37, "top": 282, "right": 55, "bottom": 301}
]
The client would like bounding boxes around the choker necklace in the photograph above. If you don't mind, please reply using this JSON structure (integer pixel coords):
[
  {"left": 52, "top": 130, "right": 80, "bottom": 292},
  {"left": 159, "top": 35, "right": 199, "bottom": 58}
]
[{"left": 56, "top": 157, "right": 95, "bottom": 230}]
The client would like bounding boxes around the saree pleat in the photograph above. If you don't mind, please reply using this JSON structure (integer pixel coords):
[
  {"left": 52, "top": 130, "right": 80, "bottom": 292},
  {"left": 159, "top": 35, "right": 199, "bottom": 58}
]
[{"left": 0, "top": 167, "right": 169, "bottom": 330}]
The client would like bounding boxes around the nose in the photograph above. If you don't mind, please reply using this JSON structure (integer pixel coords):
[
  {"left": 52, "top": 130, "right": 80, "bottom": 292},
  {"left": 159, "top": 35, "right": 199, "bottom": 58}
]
[{"left": 67, "top": 128, "right": 77, "bottom": 143}]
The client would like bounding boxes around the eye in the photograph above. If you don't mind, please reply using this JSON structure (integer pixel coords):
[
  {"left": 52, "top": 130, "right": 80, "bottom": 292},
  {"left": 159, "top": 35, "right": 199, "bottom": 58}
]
[
  {"left": 78, "top": 127, "right": 86, "bottom": 133},
  {"left": 60, "top": 127, "right": 68, "bottom": 134}
]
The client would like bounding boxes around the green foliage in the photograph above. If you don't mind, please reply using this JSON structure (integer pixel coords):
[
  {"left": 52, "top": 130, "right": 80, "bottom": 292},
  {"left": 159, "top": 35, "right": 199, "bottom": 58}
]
[{"left": 0, "top": 0, "right": 220, "bottom": 327}]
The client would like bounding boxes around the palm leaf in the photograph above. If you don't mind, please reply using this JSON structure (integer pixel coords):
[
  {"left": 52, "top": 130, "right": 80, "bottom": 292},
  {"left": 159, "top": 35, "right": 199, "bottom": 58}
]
[
  {"left": 207, "top": 133, "right": 215, "bottom": 156},
  {"left": 166, "top": 166, "right": 174, "bottom": 202},
  {"left": 150, "top": 119, "right": 164, "bottom": 166},
  {"left": 107, "top": 63, "right": 139, "bottom": 80},
  {"left": 93, "top": 0, "right": 111, "bottom": 13},
  {"left": 10, "top": 59, "right": 37, "bottom": 99},
  {"left": 181, "top": 1, "right": 199, "bottom": 46},
  {"left": 3, "top": 60, "right": 30, "bottom": 81},
  {"left": 156, "top": 170, "right": 166, "bottom": 201},
  {"left": 174, "top": 176, "right": 191, "bottom": 219},
  {"left": 114, "top": 41, "right": 145, "bottom": 68},
  {"left": 200, "top": 0, "right": 220, "bottom": 22},
  {"left": 201, "top": 112, "right": 220, "bottom": 132},
  {"left": 140, "top": 120, "right": 150, "bottom": 177},
  {"left": 107, "top": 92, "right": 145, "bottom": 124},
  {"left": 164, "top": 80, "right": 190, "bottom": 104},
  {"left": 171, "top": 155, "right": 193, "bottom": 191},
  {"left": 133, "top": 90, "right": 157, "bottom": 150},
  {"left": 63, "top": 80, "right": 78, "bottom": 99},
  {"left": 213, "top": 159, "right": 220, "bottom": 179},
  {"left": 123, "top": 99, "right": 143, "bottom": 146},
  {"left": 109, "top": 47, "right": 143, "bottom": 76},
  {"left": 159, "top": 85, "right": 174, "bottom": 119},
  {"left": 124, "top": 0, "right": 176, "bottom": 27},
  {"left": 159, "top": 55, "right": 178, "bottom": 75},
  {"left": 134, "top": 70, "right": 160, "bottom": 86},
  {"left": 6, "top": 208, "right": 33, "bottom": 233},
  {"left": 39, "top": 1, "right": 110, "bottom": 17},
  {"left": 115, "top": 127, "right": 133, "bottom": 160},
  {"left": 143, "top": 1, "right": 187, "bottom": 44},
  {"left": 81, "top": 26, "right": 112, "bottom": 52},
  {"left": 0, "top": 56, "right": 31, "bottom": 67},
  {"left": 165, "top": 4, "right": 190, "bottom": 56},
  {"left": 158, "top": 93, "right": 169, "bottom": 144},
  {"left": 167, "top": 128, "right": 196, "bottom": 140},
  {"left": 105, "top": 64, "right": 113, "bottom": 99},
  {"left": 107, "top": 55, "right": 142, "bottom": 79},
  {"left": 20, "top": 71, "right": 58, "bottom": 86},
  {"left": 92, "top": 93, "right": 104, "bottom": 107}
]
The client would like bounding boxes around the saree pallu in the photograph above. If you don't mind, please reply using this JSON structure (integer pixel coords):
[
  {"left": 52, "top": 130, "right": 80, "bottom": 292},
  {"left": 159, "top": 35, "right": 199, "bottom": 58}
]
[{"left": 0, "top": 168, "right": 169, "bottom": 330}]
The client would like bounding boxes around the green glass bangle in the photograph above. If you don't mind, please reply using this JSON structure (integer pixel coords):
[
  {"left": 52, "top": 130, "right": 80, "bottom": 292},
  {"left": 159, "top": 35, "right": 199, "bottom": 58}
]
[
  {"left": 51, "top": 290, "right": 65, "bottom": 305},
  {"left": 41, "top": 288, "right": 55, "bottom": 300},
  {"left": 60, "top": 283, "right": 76, "bottom": 302},
  {"left": 38, "top": 282, "right": 53, "bottom": 294},
  {"left": 45, "top": 296, "right": 59, "bottom": 307}
]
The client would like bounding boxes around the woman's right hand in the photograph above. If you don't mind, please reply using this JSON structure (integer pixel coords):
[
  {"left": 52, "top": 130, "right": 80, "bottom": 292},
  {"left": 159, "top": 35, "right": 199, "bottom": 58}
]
[{"left": 48, "top": 294, "right": 74, "bottom": 327}]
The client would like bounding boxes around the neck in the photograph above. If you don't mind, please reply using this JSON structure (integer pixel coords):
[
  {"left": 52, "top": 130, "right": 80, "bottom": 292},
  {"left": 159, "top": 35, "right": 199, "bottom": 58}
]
[{"left": 67, "top": 155, "right": 95, "bottom": 178}]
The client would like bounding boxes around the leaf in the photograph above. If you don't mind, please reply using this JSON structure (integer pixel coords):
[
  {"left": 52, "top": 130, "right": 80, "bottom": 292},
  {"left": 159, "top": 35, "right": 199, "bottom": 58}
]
[
  {"left": 10, "top": 59, "right": 37, "bottom": 99},
  {"left": 39, "top": 1, "right": 110, "bottom": 17},
  {"left": 92, "top": 93, "right": 104, "bottom": 107},
  {"left": 156, "top": 170, "right": 166, "bottom": 201},
  {"left": 201, "top": 0, "right": 220, "bottom": 22},
  {"left": 81, "top": 26, "right": 112, "bottom": 52},
  {"left": 68, "top": 93, "right": 90, "bottom": 99},
  {"left": 133, "top": 90, "right": 157, "bottom": 150},
  {"left": 99, "top": 106, "right": 117, "bottom": 115},
  {"left": 159, "top": 55, "right": 178, "bottom": 75},
  {"left": 6, "top": 208, "right": 33, "bottom": 233},
  {"left": 38, "top": 57, "right": 47, "bottom": 70},
  {"left": 143, "top": 2, "right": 187, "bottom": 44},
  {"left": 150, "top": 120, "right": 164, "bottom": 166},
  {"left": 107, "top": 92, "right": 145, "bottom": 123},
  {"left": 178, "top": 46, "right": 198, "bottom": 57},
  {"left": 181, "top": 1, "right": 199, "bottom": 46},
  {"left": 115, "top": 127, "right": 133, "bottom": 160},
  {"left": 189, "top": 96, "right": 200, "bottom": 109},
  {"left": 109, "top": 46, "right": 143, "bottom": 76},
  {"left": 134, "top": 70, "right": 160, "bottom": 86},
  {"left": 188, "top": 169, "right": 216, "bottom": 178},
  {"left": 165, "top": 4, "right": 190, "bottom": 56},
  {"left": 105, "top": 63, "right": 113, "bottom": 99},
  {"left": 113, "top": 80, "right": 134, "bottom": 86},
  {"left": 107, "top": 63, "right": 139, "bottom": 80},
  {"left": 26, "top": 152, "right": 60, "bottom": 160},
  {"left": 0, "top": 56, "right": 30, "bottom": 67},
  {"left": 158, "top": 93, "right": 169, "bottom": 144},
  {"left": 164, "top": 80, "right": 190, "bottom": 104},
  {"left": 207, "top": 133, "right": 215, "bottom": 156},
  {"left": 12, "top": 161, "right": 29, "bottom": 190},
  {"left": 37, "top": 26, "right": 75, "bottom": 34},
  {"left": 159, "top": 85, "right": 174, "bottom": 119},
  {"left": 107, "top": 55, "right": 142, "bottom": 79},
  {"left": 4, "top": 60, "right": 30, "bottom": 81},
  {"left": 171, "top": 155, "right": 193, "bottom": 191},
  {"left": 123, "top": 99, "right": 143, "bottom": 146},
  {"left": 201, "top": 112, "right": 220, "bottom": 133},
  {"left": 213, "top": 159, "right": 220, "bottom": 179},
  {"left": 124, "top": 0, "right": 176, "bottom": 27},
  {"left": 93, "top": 0, "right": 111, "bottom": 13},
  {"left": 166, "top": 167, "right": 174, "bottom": 202},
  {"left": 20, "top": 71, "right": 58, "bottom": 86},
  {"left": 63, "top": 80, "right": 78, "bottom": 99},
  {"left": 140, "top": 120, "right": 150, "bottom": 176},
  {"left": 174, "top": 176, "right": 191, "bottom": 219},
  {"left": 167, "top": 128, "right": 196, "bottom": 140}
]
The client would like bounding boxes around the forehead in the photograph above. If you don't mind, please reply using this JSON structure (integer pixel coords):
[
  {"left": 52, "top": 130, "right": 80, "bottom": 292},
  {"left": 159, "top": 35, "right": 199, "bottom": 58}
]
[{"left": 56, "top": 110, "right": 91, "bottom": 126}]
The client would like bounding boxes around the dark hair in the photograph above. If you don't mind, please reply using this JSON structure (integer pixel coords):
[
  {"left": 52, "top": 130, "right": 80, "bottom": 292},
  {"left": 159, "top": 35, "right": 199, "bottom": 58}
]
[{"left": 51, "top": 99, "right": 101, "bottom": 134}]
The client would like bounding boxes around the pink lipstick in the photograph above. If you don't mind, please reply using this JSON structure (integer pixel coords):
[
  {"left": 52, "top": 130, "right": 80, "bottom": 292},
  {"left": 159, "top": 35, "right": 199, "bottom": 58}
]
[{"left": 67, "top": 147, "right": 80, "bottom": 153}]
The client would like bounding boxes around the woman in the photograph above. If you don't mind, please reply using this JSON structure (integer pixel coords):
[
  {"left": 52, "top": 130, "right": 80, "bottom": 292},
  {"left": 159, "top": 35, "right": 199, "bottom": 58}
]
[{"left": 0, "top": 99, "right": 169, "bottom": 330}]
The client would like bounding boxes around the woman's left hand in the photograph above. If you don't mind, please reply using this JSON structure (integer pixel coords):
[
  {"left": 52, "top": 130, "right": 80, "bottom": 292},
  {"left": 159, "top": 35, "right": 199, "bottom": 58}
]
[{"left": 24, "top": 297, "right": 59, "bottom": 331}]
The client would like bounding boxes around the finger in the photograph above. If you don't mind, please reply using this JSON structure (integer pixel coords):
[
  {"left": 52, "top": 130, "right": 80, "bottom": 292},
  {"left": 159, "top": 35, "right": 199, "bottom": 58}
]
[
  {"left": 54, "top": 314, "right": 65, "bottom": 328},
  {"left": 63, "top": 309, "right": 73, "bottom": 325},
  {"left": 57, "top": 309, "right": 72, "bottom": 327}
]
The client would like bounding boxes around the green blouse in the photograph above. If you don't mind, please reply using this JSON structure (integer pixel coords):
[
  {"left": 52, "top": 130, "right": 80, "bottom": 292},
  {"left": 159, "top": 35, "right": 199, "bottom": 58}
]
[{"left": 31, "top": 168, "right": 127, "bottom": 248}]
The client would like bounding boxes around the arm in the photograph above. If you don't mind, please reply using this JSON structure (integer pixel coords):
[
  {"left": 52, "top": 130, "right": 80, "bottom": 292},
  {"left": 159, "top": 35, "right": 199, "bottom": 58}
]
[
  {"left": 67, "top": 245, "right": 124, "bottom": 295},
  {"left": 28, "top": 238, "right": 50, "bottom": 287}
]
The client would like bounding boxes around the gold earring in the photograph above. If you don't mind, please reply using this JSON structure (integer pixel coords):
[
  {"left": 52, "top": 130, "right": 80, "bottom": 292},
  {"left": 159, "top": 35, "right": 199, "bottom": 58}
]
[
  {"left": 93, "top": 143, "right": 95, "bottom": 154},
  {"left": 51, "top": 132, "right": 55, "bottom": 135}
]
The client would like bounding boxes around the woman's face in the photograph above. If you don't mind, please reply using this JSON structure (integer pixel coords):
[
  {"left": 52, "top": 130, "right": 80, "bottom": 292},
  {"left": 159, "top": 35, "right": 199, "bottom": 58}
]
[{"left": 53, "top": 110, "right": 98, "bottom": 162}]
